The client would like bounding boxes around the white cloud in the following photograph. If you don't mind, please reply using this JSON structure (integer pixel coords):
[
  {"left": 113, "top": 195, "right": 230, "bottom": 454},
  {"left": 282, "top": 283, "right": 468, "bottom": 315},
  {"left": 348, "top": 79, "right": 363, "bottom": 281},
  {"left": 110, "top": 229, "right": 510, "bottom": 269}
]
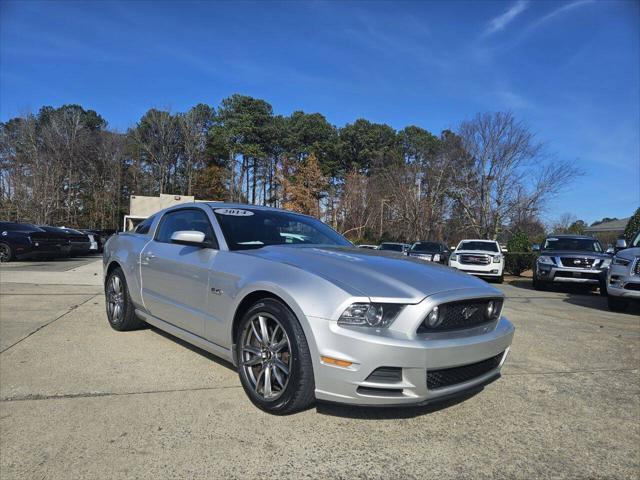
[
  {"left": 484, "top": 0, "right": 529, "bottom": 36},
  {"left": 527, "top": 0, "right": 594, "bottom": 32}
]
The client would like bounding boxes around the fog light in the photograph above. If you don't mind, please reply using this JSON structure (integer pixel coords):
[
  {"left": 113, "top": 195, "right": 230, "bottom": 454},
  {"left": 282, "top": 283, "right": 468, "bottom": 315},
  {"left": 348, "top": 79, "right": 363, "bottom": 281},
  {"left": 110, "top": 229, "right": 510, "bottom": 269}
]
[{"left": 426, "top": 306, "right": 441, "bottom": 327}]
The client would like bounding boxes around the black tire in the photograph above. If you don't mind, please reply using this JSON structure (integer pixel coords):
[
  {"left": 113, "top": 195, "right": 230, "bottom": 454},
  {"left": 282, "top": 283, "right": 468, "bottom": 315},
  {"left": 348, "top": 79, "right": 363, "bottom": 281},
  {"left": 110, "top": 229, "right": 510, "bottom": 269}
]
[
  {"left": 608, "top": 296, "right": 628, "bottom": 312},
  {"left": 599, "top": 276, "right": 608, "bottom": 297},
  {"left": 496, "top": 274, "right": 504, "bottom": 284},
  {"left": 236, "top": 298, "right": 315, "bottom": 415},
  {"left": 0, "top": 242, "right": 14, "bottom": 262},
  {"left": 104, "top": 267, "right": 146, "bottom": 331}
]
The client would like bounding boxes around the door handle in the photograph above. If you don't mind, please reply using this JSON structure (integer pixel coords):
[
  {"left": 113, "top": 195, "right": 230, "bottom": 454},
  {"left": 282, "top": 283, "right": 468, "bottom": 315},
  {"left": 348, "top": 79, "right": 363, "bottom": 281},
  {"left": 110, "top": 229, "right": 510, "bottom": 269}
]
[{"left": 144, "top": 252, "right": 156, "bottom": 259}]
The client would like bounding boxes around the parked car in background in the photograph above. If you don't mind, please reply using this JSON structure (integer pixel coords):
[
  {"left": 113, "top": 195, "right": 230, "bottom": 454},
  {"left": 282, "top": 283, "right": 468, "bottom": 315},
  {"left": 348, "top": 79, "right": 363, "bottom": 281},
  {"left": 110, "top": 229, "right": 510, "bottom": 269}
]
[
  {"left": 356, "top": 244, "right": 378, "bottom": 250},
  {"left": 606, "top": 232, "right": 640, "bottom": 312},
  {"left": 378, "top": 242, "right": 409, "bottom": 253},
  {"left": 0, "top": 222, "right": 70, "bottom": 262},
  {"left": 38, "top": 226, "right": 91, "bottom": 256},
  {"left": 449, "top": 239, "right": 504, "bottom": 283},
  {"left": 104, "top": 203, "right": 515, "bottom": 414},
  {"left": 407, "top": 241, "right": 450, "bottom": 264},
  {"left": 79, "top": 229, "right": 101, "bottom": 252},
  {"left": 532, "top": 235, "right": 610, "bottom": 293}
]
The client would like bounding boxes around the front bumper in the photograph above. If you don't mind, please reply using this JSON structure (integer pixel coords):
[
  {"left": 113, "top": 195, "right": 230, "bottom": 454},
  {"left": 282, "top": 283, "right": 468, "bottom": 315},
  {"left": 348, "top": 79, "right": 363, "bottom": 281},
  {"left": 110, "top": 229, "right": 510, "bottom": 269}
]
[
  {"left": 536, "top": 264, "right": 605, "bottom": 285},
  {"left": 607, "top": 263, "right": 640, "bottom": 299},
  {"left": 307, "top": 291, "right": 515, "bottom": 405},
  {"left": 449, "top": 260, "right": 503, "bottom": 277}
]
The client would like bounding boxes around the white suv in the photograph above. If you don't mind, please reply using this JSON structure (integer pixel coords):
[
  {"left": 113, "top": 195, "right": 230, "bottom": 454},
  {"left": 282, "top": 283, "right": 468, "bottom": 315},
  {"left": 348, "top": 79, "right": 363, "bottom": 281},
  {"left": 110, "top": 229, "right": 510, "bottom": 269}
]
[{"left": 449, "top": 239, "right": 504, "bottom": 283}]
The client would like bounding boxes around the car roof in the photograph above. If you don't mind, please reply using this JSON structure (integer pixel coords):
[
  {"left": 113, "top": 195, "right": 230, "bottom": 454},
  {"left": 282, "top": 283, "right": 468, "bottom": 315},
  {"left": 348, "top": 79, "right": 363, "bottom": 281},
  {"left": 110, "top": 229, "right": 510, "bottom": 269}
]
[
  {"left": 544, "top": 234, "right": 596, "bottom": 240},
  {"left": 459, "top": 239, "right": 498, "bottom": 243}
]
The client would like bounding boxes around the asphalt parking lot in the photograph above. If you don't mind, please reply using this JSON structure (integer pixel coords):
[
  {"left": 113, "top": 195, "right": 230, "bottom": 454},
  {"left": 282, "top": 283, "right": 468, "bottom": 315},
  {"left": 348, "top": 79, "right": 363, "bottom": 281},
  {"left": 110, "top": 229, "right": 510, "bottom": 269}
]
[{"left": 0, "top": 258, "right": 638, "bottom": 479}]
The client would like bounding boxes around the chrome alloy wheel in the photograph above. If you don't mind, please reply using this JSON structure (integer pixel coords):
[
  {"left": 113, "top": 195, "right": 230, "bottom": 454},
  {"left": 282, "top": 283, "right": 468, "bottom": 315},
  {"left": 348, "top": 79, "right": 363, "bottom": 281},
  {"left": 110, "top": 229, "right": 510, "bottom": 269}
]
[
  {"left": 240, "top": 313, "right": 292, "bottom": 400},
  {"left": 106, "top": 274, "right": 125, "bottom": 323}
]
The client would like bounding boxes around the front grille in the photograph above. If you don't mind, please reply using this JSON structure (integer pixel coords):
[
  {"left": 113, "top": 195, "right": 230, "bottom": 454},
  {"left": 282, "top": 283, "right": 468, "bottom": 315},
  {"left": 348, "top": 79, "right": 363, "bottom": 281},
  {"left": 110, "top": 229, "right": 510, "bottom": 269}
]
[
  {"left": 634, "top": 259, "right": 640, "bottom": 276},
  {"left": 427, "top": 352, "right": 504, "bottom": 390},
  {"left": 417, "top": 298, "right": 503, "bottom": 333},
  {"left": 554, "top": 271, "right": 600, "bottom": 280},
  {"left": 560, "top": 257, "right": 595, "bottom": 269},
  {"left": 625, "top": 282, "right": 640, "bottom": 291},
  {"left": 459, "top": 254, "right": 490, "bottom": 265}
]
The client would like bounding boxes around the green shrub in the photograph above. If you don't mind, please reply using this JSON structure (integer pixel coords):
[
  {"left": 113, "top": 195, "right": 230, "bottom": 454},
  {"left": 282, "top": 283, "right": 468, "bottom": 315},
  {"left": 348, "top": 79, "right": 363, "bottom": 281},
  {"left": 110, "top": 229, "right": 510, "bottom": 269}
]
[
  {"left": 507, "top": 230, "right": 531, "bottom": 253},
  {"left": 624, "top": 207, "right": 640, "bottom": 241},
  {"left": 504, "top": 252, "right": 538, "bottom": 276}
]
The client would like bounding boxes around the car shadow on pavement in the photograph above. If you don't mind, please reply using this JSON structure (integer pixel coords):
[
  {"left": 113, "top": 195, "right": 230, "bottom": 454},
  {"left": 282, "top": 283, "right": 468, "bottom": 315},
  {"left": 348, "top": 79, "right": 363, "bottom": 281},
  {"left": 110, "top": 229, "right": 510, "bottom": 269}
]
[
  {"left": 148, "top": 325, "right": 489, "bottom": 418},
  {"left": 507, "top": 278, "right": 640, "bottom": 315},
  {"left": 149, "top": 326, "right": 236, "bottom": 371},
  {"left": 315, "top": 388, "right": 484, "bottom": 419}
]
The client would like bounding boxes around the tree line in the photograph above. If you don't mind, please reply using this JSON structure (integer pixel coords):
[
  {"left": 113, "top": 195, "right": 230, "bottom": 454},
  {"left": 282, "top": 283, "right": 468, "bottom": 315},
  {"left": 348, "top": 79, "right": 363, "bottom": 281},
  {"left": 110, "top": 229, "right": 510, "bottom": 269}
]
[{"left": 0, "top": 95, "right": 579, "bottom": 244}]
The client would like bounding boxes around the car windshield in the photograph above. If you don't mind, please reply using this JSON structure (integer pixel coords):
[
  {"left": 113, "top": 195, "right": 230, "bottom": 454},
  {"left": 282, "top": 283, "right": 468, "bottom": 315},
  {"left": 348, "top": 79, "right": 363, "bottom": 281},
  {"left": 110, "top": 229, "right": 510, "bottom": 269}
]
[
  {"left": 632, "top": 232, "right": 640, "bottom": 248},
  {"left": 543, "top": 237, "right": 602, "bottom": 252},
  {"left": 458, "top": 241, "right": 499, "bottom": 252},
  {"left": 212, "top": 207, "right": 352, "bottom": 251},
  {"left": 411, "top": 242, "right": 440, "bottom": 253},
  {"left": 379, "top": 243, "right": 404, "bottom": 252}
]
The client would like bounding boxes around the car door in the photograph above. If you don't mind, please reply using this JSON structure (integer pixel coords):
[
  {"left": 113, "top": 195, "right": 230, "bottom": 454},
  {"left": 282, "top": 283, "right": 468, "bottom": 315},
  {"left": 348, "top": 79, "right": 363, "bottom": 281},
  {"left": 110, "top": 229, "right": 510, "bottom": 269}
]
[{"left": 140, "top": 207, "right": 218, "bottom": 338}]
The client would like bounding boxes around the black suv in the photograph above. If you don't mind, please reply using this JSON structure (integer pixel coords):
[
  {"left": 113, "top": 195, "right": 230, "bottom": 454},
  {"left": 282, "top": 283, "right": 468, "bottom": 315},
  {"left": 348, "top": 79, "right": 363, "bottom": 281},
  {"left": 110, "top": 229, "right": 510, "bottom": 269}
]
[
  {"left": 532, "top": 234, "right": 611, "bottom": 293},
  {"left": 406, "top": 241, "right": 450, "bottom": 264}
]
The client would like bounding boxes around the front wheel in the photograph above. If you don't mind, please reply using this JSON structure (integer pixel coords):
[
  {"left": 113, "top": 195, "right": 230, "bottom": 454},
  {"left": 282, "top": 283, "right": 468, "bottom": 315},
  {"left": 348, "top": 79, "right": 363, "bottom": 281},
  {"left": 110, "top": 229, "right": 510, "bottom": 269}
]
[
  {"left": 105, "top": 267, "right": 145, "bottom": 331},
  {"left": 236, "top": 298, "right": 315, "bottom": 414}
]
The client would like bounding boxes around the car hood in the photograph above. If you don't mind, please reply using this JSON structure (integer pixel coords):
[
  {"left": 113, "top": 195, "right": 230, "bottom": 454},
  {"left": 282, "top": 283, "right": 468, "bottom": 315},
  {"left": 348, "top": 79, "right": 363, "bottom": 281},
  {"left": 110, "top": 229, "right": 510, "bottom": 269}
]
[
  {"left": 454, "top": 249, "right": 500, "bottom": 255},
  {"left": 240, "top": 245, "right": 499, "bottom": 303},
  {"left": 616, "top": 247, "right": 640, "bottom": 260},
  {"left": 540, "top": 250, "right": 609, "bottom": 258}
]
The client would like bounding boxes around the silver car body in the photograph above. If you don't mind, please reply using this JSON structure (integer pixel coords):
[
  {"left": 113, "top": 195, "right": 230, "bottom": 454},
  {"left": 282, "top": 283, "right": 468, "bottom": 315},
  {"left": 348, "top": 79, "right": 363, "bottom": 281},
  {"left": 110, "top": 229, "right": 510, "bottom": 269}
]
[
  {"left": 104, "top": 203, "right": 514, "bottom": 406},
  {"left": 607, "top": 232, "right": 640, "bottom": 301}
]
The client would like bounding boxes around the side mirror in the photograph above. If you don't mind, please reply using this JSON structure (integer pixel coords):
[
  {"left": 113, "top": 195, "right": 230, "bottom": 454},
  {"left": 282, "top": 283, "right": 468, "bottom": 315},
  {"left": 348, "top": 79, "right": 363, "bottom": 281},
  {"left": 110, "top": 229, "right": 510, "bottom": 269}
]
[
  {"left": 615, "top": 238, "right": 627, "bottom": 250},
  {"left": 605, "top": 246, "right": 615, "bottom": 255},
  {"left": 171, "top": 230, "right": 207, "bottom": 247},
  {"left": 532, "top": 244, "right": 540, "bottom": 252}
]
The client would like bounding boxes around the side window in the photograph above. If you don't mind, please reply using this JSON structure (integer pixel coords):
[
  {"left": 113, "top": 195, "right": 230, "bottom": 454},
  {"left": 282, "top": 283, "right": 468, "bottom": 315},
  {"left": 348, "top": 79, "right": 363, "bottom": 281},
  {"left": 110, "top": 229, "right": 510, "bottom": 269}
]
[
  {"left": 155, "top": 209, "right": 218, "bottom": 248},
  {"left": 134, "top": 215, "right": 156, "bottom": 235}
]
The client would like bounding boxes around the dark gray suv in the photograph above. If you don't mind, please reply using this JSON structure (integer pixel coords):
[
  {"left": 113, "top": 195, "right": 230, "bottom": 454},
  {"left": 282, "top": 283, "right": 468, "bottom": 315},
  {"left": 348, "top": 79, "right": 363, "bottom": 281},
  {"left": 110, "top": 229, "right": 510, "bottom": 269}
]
[{"left": 532, "top": 235, "right": 611, "bottom": 293}]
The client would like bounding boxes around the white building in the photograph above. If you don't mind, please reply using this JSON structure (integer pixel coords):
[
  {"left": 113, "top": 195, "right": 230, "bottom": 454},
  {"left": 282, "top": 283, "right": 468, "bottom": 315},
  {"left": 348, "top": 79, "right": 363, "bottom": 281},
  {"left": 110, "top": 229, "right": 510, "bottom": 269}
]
[{"left": 123, "top": 194, "right": 214, "bottom": 231}]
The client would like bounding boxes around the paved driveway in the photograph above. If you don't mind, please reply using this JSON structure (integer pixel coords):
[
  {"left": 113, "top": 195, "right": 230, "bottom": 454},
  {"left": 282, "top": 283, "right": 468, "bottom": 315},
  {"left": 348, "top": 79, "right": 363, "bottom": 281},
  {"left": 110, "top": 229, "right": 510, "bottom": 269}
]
[{"left": 0, "top": 260, "right": 638, "bottom": 479}]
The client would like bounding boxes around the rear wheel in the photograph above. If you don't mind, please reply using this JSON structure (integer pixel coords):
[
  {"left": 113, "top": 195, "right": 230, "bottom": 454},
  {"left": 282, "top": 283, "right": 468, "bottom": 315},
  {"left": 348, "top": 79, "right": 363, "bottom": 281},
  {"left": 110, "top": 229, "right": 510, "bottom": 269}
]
[
  {"left": 0, "top": 242, "right": 13, "bottom": 262},
  {"left": 236, "top": 298, "right": 315, "bottom": 414},
  {"left": 607, "top": 296, "right": 628, "bottom": 312},
  {"left": 105, "top": 267, "right": 145, "bottom": 331}
]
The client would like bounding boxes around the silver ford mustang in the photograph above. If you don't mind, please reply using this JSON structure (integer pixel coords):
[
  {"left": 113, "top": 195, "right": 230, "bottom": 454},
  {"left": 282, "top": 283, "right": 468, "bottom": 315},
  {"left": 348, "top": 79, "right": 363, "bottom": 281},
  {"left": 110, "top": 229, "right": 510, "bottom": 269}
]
[{"left": 103, "top": 203, "right": 514, "bottom": 414}]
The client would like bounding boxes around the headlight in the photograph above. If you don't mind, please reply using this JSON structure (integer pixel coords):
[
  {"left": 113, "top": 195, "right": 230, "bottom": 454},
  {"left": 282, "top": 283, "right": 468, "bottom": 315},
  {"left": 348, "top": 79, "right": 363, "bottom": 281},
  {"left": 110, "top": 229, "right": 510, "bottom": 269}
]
[
  {"left": 338, "top": 303, "right": 404, "bottom": 328},
  {"left": 493, "top": 255, "right": 502, "bottom": 263},
  {"left": 433, "top": 254, "right": 440, "bottom": 262},
  {"left": 599, "top": 258, "right": 611, "bottom": 268},
  {"left": 538, "top": 255, "right": 555, "bottom": 265},
  {"left": 613, "top": 256, "right": 631, "bottom": 266}
]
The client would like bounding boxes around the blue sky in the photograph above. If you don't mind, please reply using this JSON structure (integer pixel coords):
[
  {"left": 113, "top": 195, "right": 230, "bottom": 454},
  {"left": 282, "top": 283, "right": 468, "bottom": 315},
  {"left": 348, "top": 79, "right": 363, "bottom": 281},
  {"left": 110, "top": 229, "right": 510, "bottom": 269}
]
[{"left": 1, "top": 0, "right": 638, "bottom": 224}]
